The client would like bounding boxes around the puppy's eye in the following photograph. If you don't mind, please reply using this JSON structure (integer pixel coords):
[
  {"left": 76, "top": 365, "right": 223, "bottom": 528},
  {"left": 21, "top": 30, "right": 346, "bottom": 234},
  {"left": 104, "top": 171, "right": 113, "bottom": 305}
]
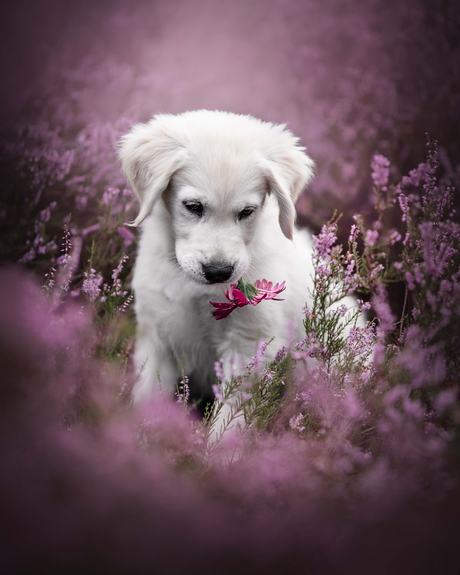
[
  {"left": 183, "top": 201, "right": 204, "bottom": 217},
  {"left": 238, "top": 207, "right": 255, "bottom": 221}
]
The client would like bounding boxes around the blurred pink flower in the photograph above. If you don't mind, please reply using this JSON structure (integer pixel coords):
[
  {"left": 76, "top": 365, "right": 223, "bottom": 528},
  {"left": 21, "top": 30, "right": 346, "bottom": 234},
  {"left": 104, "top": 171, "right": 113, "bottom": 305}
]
[
  {"left": 371, "top": 153, "right": 391, "bottom": 188},
  {"left": 117, "top": 226, "right": 135, "bottom": 247},
  {"left": 365, "top": 229, "right": 379, "bottom": 247}
]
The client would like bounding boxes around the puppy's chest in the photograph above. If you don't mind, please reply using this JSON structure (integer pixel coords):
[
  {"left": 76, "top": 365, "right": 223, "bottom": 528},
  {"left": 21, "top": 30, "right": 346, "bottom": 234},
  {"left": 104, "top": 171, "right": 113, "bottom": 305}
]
[{"left": 155, "top": 286, "right": 221, "bottom": 346}]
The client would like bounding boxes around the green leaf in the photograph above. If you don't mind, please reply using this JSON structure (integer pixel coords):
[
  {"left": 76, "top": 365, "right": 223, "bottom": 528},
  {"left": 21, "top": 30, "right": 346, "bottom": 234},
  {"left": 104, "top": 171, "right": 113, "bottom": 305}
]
[{"left": 236, "top": 278, "right": 259, "bottom": 300}]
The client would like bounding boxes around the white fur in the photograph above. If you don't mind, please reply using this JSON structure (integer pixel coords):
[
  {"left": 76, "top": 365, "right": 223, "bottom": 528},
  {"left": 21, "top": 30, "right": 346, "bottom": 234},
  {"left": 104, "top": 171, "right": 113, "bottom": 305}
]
[{"left": 118, "top": 110, "right": 332, "bottom": 403}]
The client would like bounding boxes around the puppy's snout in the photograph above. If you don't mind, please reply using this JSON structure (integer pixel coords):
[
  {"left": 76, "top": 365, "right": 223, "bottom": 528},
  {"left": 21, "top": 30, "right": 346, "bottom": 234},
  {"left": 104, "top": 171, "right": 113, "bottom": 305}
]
[{"left": 202, "top": 262, "right": 234, "bottom": 284}]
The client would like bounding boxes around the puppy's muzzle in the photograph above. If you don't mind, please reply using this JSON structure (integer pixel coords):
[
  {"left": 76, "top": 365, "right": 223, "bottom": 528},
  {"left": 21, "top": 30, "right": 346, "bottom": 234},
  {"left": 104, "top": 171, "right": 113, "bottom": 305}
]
[{"left": 202, "top": 262, "right": 234, "bottom": 284}]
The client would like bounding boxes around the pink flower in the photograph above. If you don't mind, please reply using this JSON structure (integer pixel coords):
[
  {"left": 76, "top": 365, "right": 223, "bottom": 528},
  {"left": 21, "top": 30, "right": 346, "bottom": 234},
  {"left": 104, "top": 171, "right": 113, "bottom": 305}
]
[
  {"left": 365, "top": 229, "right": 379, "bottom": 247},
  {"left": 82, "top": 268, "right": 103, "bottom": 301},
  {"left": 252, "top": 279, "right": 286, "bottom": 303},
  {"left": 370, "top": 153, "right": 391, "bottom": 188},
  {"left": 210, "top": 278, "right": 286, "bottom": 320}
]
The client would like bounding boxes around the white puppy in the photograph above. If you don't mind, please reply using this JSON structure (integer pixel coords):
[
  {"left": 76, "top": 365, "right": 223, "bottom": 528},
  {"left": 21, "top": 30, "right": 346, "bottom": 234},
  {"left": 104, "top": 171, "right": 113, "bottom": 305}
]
[{"left": 119, "top": 110, "right": 319, "bottom": 404}]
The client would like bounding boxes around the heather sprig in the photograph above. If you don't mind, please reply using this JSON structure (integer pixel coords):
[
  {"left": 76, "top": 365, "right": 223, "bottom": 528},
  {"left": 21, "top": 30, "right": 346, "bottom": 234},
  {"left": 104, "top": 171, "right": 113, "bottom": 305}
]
[
  {"left": 241, "top": 348, "right": 292, "bottom": 434},
  {"left": 304, "top": 215, "right": 375, "bottom": 373}
]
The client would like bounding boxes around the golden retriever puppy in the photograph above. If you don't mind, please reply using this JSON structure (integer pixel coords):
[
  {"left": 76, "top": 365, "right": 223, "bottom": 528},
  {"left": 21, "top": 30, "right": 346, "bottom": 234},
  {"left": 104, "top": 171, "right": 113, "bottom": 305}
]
[{"left": 119, "top": 110, "right": 320, "bottom": 405}]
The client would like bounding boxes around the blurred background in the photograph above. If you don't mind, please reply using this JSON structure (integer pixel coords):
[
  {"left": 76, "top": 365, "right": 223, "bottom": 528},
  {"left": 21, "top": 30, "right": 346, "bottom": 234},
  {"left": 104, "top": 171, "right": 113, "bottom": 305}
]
[{"left": 1, "top": 0, "right": 459, "bottom": 235}]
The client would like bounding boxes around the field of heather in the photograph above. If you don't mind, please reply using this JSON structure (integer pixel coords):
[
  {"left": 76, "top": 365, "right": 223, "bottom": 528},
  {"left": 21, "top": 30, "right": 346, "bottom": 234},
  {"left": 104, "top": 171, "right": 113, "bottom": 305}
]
[{"left": 1, "top": 1, "right": 460, "bottom": 573}]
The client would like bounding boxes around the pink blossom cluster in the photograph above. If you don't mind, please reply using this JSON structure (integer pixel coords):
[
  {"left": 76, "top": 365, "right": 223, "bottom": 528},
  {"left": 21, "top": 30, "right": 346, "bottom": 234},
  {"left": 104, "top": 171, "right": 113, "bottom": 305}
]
[
  {"left": 82, "top": 268, "right": 103, "bottom": 302},
  {"left": 370, "top": 153, "right": 391, "bottom": 188}
]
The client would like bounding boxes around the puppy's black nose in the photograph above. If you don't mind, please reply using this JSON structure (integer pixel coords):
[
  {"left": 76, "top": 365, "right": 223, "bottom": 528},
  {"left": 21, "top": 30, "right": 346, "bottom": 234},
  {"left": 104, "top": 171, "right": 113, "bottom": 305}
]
[{"left": 202, "top": 262, "right": 234, "bottom": 283}]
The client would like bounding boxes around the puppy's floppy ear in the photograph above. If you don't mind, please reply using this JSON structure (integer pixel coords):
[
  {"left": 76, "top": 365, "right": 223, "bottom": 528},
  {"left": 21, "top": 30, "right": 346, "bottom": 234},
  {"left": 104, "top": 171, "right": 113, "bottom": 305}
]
[
  {"left": 118, "top": 117, "right": 188, "bottom": 227},
  {"left": 261, "top": 128, "right": 314, "bottom": 240}
]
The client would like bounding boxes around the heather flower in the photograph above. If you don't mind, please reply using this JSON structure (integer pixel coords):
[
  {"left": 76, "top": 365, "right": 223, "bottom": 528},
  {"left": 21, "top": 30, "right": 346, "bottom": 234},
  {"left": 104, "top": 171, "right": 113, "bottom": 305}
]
[
  {"left": 313, "top": 223, "right": 338, "bottom": 259},
  {"left": 260, "top": 368, "right": 275, "bottom": 386},
  {"left": 40, "top": 201, "right": 57, "bottom": 223},
  {"left": 118, "top": 226, "right": 135, "bottom": 247},
  {"left": 175, "top": 375, "right": 190, "bottom": 405},
  {"left": 81, "top": 223, "right": 102, "bottom": 237},
  {"left": 112, "top": 255, "right": 129, "bottom": 283},
  {"left": 214, "top": 359, "right": 225, "bottom": 382},
  {"left": 275, "top": 347, "right": 287, "bottom": 363},
  {"left": 402, "top": 162, "right": 430, "bottom": 187},
  {"left": 289, "top": 414, "right": 306, "bottom": 433},
  {"left": 110, "top": 255, "right": 129, "bottom": 298},
  {"left": 348, "top": 224, "right": 359, "bottom": 247},
  {"left": 295, "top": 388, "right": 312, "bottom": 404},
  {"left": 365, "top": 229, "right": 379, "bottom": 247},
  {"left": 82, "top": 268, "right": 103, "bottom": 301},
  {"left": 335, "top": 304, "right": 348, "bottom": 317},
  {"left": 102, "top": 186, "right": 120, "bottom": 206},
  {"left": 212, "top": 383, "right": 225, "bottom": 403},
  {"left": 405, "top": 271, "right": 416, "bottom": 291},
  {"left": 370, "top": 153, "right": 390, "bottom": 188},
  {"left": 42, "top": 267, "right": 56, "bottom": 296},
  {"left": 387, "top": 230, "right": 402, "bottom": 245},
  {"left": 342, "top": 390, "right": 364, "bottom": 419},
  {"left": 246, "top": 341, "right": 268, "bottom": 374},
  {"left": 372, "top": 283, "right": 396, "bottom": 333},
  {"left": 119, "top": 293, "right": 133, "bottom": 312},
  {"left": 346, "top": 325, "right": 376, "bottom": 358},
  {"left": 398, "top": 192, "right": 410, "bottom": 222},
  {"left": 18, "top": 247, "right": 37, "bottom": 264},
  {"left": 56, "top": 225, "right": 82, "bottom": 298},
  {"left": 356, "top": 299, "right": 372, "bottom": 312}
]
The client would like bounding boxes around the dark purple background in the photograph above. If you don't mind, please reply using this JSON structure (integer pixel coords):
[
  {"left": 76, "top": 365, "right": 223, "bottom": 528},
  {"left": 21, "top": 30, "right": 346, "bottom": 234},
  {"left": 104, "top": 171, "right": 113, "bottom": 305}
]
[{"left": 1, "top": 0, "right": 459, "bottom": 223}]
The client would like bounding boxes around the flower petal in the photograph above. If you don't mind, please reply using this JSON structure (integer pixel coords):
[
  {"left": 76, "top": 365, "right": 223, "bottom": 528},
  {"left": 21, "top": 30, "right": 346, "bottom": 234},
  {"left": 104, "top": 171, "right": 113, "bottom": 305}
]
[
  {"left": 233, "top": 288, "right": 249, "bottom": 306},
  {"left": 225, "top": 284, "right": 237, "bottom": 301},
  {"left": 212, "top": 306, "right": 236, "bottom": 319}
]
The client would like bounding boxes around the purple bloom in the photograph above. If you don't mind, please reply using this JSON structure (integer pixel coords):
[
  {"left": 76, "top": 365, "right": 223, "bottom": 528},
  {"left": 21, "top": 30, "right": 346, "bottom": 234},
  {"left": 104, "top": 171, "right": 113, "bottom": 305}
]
[
  {"left": 175, "top": 375, "right": 190, "bottom": 405},
  {"left": 402, "top": 162, "right": 430, "bottom": 187},
  {"left": 212, "top": 383, "right": 225, "bottom": 403},
  {"left": 81, "top": 223, "right": 102, "bottom": 237},
  {"left": 118, "top": 226, "right": 135, "bottom": 247},
  {"left": 348, "top": 224, "right": 359, "bottom": 247},
  {"left": 371, "top": 153, "right": 390, "bottom": 188},
  {"left": 365, "top": 229, "right": 379, "bottom": 247},
  {"left": 214, "top": 359, "right": 225, "bottom": 382},
  {"left": 82, "top": 268, "right": 103, "bottom": 301},
  {"left": 313, "top": 223, "right": 338, "bottom": 259},
  {"left": 289, "top": 414, "right": 306, "bottom": 433},
  {"left": 246, "top": 341, "right": 268, "bottom": 373},
  {"left": 398, "top": 192, "right": 410, "bottom": 222},
  {"left": 388, "top": 230, "right": 402, "bottom": 245}
]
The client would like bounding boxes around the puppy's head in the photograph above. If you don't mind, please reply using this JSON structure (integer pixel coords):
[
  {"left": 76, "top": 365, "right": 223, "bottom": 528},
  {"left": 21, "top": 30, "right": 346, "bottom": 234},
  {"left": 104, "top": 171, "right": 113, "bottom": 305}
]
[{"left": 119, "top": 111, "right": 314, "bottom": 285}]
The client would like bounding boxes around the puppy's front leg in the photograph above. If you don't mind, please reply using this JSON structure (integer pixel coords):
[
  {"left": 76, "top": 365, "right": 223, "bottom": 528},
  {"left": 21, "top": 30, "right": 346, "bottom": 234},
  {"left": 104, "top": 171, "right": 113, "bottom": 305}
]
[
  {"left": 132, "top": 323, "right": 179, "bottom": 402},
  {"left": 208, "top": 352, "right": 249, "bottom": 450}
]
